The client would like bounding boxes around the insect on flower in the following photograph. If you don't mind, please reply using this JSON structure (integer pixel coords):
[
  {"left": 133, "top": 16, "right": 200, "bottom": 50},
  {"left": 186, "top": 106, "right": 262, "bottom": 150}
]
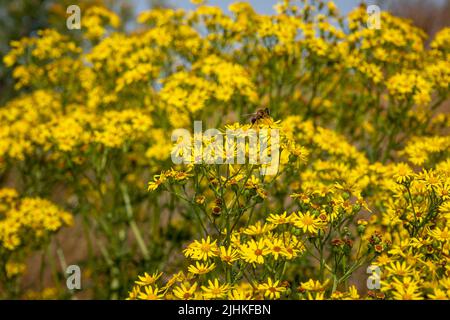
[{"left": 243, "top": 107, "right": 271, "bottom": 125}]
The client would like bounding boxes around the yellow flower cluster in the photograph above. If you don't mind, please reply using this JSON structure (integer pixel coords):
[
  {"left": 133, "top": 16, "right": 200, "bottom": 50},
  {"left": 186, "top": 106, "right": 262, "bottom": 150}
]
[
  {"left": 0, "top": 0, "right": 449, "bottom": 299},
  {"left": 0, "top": 188, "right": 72, "bottom": 290},
  {"left": 0, "top": 91, "right": 153, "bottom": 161},
  {"left": 133, "top": 115, "right": 450, "bottom": 300},
  {"left": 0, "top": 188, "right": 73, "bottom": 251},
  {"left": 387, "top": 72, "right": 433, "bottom": 105},
  {"left": 83, "top": 6, "right": 121, "bottom": 40}
]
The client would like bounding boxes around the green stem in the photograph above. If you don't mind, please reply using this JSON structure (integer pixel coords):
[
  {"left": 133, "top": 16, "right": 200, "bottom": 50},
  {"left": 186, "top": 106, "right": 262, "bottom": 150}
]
[{"left": 120, "top": 183, "right": 149, "bottom": 260}]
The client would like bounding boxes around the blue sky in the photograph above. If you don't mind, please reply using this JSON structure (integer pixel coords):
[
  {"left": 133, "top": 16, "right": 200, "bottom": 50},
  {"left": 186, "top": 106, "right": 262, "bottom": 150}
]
[{"left": 133, "top": 0, "right": 367, "bottom": 15}]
